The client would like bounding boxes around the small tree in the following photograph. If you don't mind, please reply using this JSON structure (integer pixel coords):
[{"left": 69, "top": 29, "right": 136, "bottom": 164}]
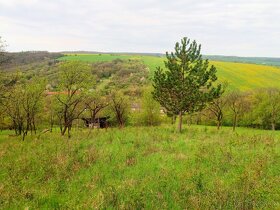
[
  {"left": 226, "top": 90, "right": 249, "bottom": 131},
  {"left": 21, "top": 79, "right": 45, "bottom": 139},
  {"left": 56, "top": 61, "right": 93, "bottom": 137},
  {"left": 207, "top": 82, "right": 228, "bottom": 129},
  {"left": 152, "top": 37, "right": 222, "bottom": 132},
  {"left": 3, "top": 78, "right": 45, "bottom": 140},
  {"left": 109, "top": 92, "right": 130, "bottom": 128},
  {"left": 4, "top": 85, "right": 25, "bottom": 135},
  {"left": 44, "top": 95, "right": 60, "bottom": 132},
  {"left": 84, "top": 92, "right": 109, "bottom": 128}
]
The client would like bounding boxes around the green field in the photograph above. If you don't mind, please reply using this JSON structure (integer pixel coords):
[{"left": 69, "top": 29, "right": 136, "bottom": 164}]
[
  {"left": 0, "top": 126, "right": 279, "bottom": 209},
  {"left": 59, "top": 54, "right": 280, "bottom": 90}
]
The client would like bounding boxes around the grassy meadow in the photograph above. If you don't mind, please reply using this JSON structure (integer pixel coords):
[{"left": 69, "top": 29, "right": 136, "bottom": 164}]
[
  {"left": 0, "top": 125, "right": 279, "bottom": 209},
  {"left": 59, "top": 54, "right": 280, "bottom": 90},
  {"left": 2, "top": 52, "right": 280, "bottom": 209}
]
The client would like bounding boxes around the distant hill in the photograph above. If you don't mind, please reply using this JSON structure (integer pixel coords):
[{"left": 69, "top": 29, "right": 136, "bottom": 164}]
[
  {"left": 1, "top": 51, "right": 63, "bottom": 69},
  {"left": 60, "top": 51, "right": 280, "bottom": 66},
  {"left": 2, "top": 51, "right": 280, "bottom": 91},
  {"left": 60, "top": 51, "right": 163, "bottom": 57},
  {"left": 204, "top": 55, "right": 280, "bottom": 66},
  {"left": 58, "top": 53, "right": 280, "bottom": 90}
]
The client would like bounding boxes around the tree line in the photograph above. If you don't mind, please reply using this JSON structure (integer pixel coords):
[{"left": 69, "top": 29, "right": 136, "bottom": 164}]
[
  {"left": 205, "top": 87, "right": 280, "bottom": 131},
  {"left": 0, "top": 60, "right": 134, "bottom": 139}
]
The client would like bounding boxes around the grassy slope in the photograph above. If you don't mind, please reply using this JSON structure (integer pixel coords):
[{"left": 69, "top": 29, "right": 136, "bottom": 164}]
[
  {"left": 59, "top": 54, "right": 280, "bottom": 90},
  {"left": 212, "top": 61, "right": 280, "bottom": 90},
  {"left": 0, "top": 126, "right": 279, "bottom": 209}
]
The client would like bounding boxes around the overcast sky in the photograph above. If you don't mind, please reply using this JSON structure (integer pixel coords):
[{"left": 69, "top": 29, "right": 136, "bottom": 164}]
[{"left": 0, "top": 0, "right": 279, "bottom": 57}]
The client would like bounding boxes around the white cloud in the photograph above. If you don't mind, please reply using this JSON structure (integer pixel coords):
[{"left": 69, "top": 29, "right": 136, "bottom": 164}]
[{"left": 0, "top": 0, "right": 279, "bottom": 56}]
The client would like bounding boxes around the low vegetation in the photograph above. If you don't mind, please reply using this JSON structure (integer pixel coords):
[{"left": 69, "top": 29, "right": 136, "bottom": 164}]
[{"left": 0, "top": 126, "right": 279, "bottom": 209}]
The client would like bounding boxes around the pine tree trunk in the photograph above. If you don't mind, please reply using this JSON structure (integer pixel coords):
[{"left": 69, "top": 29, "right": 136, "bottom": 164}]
[{"left": 272, "top": 122, "right": 275, "bottom": 131}]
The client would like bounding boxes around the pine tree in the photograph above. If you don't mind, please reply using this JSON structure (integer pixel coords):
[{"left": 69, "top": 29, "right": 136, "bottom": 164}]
[{"left": 152, "top": 37, "right": 222, "bottom": 132}]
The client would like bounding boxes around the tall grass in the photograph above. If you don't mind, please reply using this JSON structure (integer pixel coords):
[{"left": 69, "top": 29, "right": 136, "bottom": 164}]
[{"left": 0, "top": 125, "right": 279, "bottom": 209}]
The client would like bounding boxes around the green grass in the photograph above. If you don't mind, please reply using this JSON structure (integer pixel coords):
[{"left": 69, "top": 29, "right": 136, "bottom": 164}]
[
  {"left": 58, "top": 54, "right": 280, "bottom": 90},
  {"left": 0, "top": 125, "right": 279, "bottom": 209},
  {"left": 58, "top": 54, "right": 165, "bottom": 73},
  {"left": 59, "top": 54, "right": 134, "bottom": 62},
  {"left": 212, "top": 61, "right": 280, "bottom": 90}
]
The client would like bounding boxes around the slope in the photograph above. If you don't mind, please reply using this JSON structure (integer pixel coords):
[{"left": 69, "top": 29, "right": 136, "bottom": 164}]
[{"left": 58, "top": 54, "right": 280, "bottom": 90}]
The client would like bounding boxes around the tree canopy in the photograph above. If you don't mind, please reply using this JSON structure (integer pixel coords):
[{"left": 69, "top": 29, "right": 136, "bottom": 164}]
[{"left": 56, "top": 61, "right": 94, "bottom": 137}]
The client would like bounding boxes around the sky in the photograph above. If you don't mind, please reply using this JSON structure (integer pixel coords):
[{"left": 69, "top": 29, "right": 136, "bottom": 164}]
[{"left": 0, "top": 0, "right": 279, "bottom": 57}]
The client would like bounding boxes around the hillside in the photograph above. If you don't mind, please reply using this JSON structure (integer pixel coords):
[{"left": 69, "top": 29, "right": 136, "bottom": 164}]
[
  {"left": 59, "top": 54, "right": 280, "bottom": 90},
  {"left": 204, "top": 55, "right": 280, "bottom": 66},
  {"left": 3, "top": 52, "right": 280, "bottom": 91},
  {"left": 60, "top": 52, "right": 280, "bottom": 66},
  {"left": 1, "top": 126, "right": 279, "bottom": 209}
]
